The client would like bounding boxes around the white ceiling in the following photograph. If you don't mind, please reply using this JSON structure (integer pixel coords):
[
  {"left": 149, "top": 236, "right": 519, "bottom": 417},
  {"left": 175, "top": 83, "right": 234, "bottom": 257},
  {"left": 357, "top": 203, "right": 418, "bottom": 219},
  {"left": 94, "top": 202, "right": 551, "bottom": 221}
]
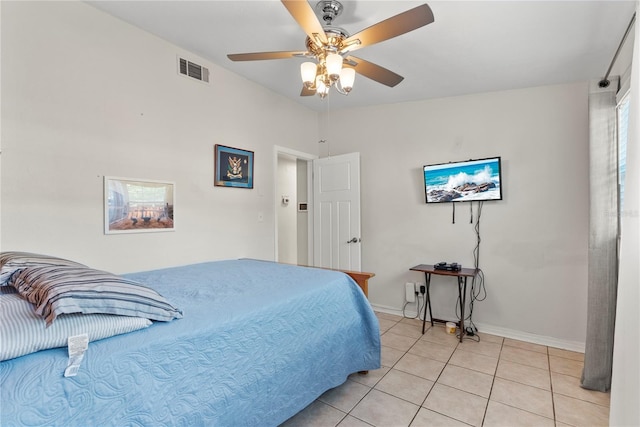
[{"left": 88, "top": 1, "right": 636, "bottom": 112}]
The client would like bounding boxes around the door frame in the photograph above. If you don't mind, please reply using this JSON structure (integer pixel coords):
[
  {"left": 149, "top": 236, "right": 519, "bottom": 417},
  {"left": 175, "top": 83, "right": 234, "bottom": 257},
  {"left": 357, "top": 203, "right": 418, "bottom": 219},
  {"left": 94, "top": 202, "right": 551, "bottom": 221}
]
[{"left": 273, "top": 145, "right": 317, "bottom": 264}]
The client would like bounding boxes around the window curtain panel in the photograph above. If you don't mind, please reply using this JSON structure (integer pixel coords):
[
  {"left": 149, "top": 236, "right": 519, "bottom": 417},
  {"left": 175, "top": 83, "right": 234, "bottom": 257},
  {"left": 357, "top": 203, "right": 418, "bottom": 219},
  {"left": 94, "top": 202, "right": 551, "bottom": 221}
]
[{"left": 581, "top": 76, "right": 620, "bottom": 392}]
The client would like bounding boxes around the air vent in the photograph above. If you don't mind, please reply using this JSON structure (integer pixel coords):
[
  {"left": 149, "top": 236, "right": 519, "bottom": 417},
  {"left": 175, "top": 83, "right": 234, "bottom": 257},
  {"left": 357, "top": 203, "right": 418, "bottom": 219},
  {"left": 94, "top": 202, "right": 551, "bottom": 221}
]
[{"left": 178, "top": 56, "right": 210, "bottom": 84}]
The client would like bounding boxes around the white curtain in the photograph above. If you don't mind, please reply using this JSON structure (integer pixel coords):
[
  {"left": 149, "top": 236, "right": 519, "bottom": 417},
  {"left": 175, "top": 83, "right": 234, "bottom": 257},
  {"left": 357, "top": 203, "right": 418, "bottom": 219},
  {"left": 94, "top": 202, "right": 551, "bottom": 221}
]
[
  {"left": 609, "top": 4, "right": 640, "bottom": 425},
  {"left": 581, "top": 76, "right": 620, "bottom": 392}
]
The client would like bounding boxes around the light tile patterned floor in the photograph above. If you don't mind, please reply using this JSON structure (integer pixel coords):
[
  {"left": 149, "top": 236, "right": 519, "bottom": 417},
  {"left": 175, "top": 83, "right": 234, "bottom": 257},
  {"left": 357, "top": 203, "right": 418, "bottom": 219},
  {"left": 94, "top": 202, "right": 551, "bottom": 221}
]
[{"left": 281, "top": 312, "right": 610, "bottom": 427}]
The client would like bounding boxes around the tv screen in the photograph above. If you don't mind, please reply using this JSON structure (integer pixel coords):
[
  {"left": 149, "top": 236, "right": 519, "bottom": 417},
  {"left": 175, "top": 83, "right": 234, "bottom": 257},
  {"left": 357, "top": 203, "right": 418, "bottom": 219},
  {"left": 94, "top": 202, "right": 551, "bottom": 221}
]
[{"left": 424, "top": 157, "right": 502, "bottom": 203}]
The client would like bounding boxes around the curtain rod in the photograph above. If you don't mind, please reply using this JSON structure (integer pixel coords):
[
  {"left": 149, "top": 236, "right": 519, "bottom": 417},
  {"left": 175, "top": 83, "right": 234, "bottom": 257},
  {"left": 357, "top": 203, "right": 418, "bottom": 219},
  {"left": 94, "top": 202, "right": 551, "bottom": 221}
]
[{"left": 599, "top": 12, "right": 636, "bottom": 88}]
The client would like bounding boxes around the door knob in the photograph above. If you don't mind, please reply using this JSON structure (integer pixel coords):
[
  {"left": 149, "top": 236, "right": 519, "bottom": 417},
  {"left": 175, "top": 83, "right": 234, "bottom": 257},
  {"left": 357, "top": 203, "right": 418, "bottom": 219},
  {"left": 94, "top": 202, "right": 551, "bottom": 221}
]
[{"left": 347, "top": 237, "right": 360, "bottom": 243}]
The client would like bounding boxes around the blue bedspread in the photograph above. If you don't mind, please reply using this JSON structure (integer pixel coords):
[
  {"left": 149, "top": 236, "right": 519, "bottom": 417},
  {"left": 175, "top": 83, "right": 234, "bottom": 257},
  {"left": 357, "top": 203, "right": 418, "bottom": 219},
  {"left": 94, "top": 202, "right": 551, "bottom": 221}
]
[{"left": 0, "top": 259, "right": 380, "bottom": 426}]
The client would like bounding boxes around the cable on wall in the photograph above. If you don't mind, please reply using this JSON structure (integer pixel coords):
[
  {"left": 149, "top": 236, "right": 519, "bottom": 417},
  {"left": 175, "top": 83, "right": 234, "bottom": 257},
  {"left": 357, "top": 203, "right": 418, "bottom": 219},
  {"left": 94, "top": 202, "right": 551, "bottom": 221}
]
[
  {"left": 454, "top": 201, "right": 487, "bottom": 342},
  {"left": 470, "top": 202, "right": 473, "bottom": 224},
  {"left": 468, "top": 201, "right": 487, "bottom": 335}
]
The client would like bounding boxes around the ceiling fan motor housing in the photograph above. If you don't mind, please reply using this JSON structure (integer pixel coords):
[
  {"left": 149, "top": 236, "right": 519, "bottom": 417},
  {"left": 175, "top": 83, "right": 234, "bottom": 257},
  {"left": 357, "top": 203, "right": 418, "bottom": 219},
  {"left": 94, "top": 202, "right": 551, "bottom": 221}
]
[{"left": 305, "top": 26, "right": 349, "bottom": 57}]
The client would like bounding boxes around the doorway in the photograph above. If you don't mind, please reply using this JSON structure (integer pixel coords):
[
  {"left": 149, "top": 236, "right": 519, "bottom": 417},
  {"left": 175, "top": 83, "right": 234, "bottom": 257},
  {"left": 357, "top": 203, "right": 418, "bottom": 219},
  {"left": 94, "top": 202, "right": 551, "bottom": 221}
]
[{"left": 274, "top": 146, "right": 316, "bottom": 265}]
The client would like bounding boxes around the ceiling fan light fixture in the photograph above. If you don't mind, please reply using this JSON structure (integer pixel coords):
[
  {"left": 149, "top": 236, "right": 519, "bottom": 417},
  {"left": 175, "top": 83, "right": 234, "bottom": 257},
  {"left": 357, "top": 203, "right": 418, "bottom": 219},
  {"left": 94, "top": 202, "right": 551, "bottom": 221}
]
[
  {"left": 316, "top": 77, "right": 329, "bottom": 98},
  {"left": 301, "top": 62, "right": 317, "bottom": 87},
  {"left": 339, "top": 67, "right": 355, "bottom": 92},
  {"left": 325, "top": 53, "right": 343, "bottom": 81}
]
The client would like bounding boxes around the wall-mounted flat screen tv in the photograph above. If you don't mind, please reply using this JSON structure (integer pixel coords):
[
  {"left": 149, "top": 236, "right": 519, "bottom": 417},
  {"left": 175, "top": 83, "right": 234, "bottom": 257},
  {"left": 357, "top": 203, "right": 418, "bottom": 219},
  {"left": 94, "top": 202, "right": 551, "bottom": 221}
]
[{"left": 424, "top": 156, "right": 503, "bottom": 203}]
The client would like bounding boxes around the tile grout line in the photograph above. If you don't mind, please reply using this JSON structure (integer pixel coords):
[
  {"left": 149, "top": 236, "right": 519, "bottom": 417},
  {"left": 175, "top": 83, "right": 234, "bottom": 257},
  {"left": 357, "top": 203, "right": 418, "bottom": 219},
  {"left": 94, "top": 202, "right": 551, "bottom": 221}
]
[
  {"left": 479, "top": 337, "right": 503, "bottom": 426},
  {"left": 405, "top": 322, "right": 447, "bottom": 426},
  {"left": 548, "top": 346, "right": 557, "bottom": 426}
]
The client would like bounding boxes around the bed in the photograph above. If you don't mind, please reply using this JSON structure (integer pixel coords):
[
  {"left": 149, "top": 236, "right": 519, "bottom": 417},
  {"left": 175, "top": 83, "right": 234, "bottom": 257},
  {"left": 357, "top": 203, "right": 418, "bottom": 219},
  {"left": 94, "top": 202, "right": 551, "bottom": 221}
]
[{"left": 0, "top": 257, "right": 380, "bottom": 426}]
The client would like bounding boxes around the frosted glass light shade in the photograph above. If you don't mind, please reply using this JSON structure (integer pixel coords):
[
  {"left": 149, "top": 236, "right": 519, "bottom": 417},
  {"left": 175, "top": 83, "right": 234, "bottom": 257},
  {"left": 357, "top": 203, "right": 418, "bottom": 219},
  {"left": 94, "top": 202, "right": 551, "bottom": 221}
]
[
  {"left": 340, "top": 67, "right": 355, "bottom": 91},
  {"left": 326, "top": 53, "right": 343, "bottom": 80},
  {"left": 316, "top": 79, "right": 329, "bottom": 98},
  {"left": 300, "top": 62, "right": 317, "bottom": 87}
]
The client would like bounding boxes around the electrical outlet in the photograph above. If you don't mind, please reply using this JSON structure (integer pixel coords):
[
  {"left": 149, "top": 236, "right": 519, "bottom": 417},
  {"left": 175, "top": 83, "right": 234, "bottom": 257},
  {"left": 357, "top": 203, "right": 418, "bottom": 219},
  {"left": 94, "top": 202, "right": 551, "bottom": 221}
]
[
  {"left": 416, "top": 282, "right": 425, "bottom": 294},
  {"left": 405, "top": 282, "right": 416, "bottom": 303}
]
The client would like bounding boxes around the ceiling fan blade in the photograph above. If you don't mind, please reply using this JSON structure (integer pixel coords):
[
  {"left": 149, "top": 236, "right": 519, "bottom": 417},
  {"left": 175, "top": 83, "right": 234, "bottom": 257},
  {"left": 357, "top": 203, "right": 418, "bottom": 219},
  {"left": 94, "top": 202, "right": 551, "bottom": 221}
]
[
  {"left": 281, "top": 0, "right": 328, "bottom": 46},
  {"left": 227, "top": 51, "right": 307, "bottom": 61},
  {"left": 342, "top": 4, "right": 434, "bottom": 53},
  {"left": 344, "top": 56, "right": 404, "bottom": 87},
  {"left": 300, "top": 86, "right": 316, "bottom": 96}
]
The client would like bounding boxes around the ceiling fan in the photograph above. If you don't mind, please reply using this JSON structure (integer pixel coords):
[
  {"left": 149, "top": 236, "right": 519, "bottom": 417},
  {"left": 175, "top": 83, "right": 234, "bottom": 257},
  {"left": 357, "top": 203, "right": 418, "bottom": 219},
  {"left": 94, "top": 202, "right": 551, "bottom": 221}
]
[{"left": 227, "top": 0, "right": 434, "bottom": 98}]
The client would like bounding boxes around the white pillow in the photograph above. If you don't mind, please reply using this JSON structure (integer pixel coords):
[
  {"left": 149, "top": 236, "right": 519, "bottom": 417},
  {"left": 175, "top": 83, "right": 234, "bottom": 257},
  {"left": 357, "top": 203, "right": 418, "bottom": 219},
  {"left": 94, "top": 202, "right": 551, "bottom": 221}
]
[{"left": 0, "top": 287, "right": 152, "bottom": 361}]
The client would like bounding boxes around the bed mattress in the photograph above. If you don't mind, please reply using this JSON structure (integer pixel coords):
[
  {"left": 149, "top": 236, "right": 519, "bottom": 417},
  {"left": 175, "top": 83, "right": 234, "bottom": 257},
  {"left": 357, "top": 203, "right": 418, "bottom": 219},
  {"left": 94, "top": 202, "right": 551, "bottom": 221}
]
[{"left": 0, "top": 259, "right": 380, "bottom": 426}]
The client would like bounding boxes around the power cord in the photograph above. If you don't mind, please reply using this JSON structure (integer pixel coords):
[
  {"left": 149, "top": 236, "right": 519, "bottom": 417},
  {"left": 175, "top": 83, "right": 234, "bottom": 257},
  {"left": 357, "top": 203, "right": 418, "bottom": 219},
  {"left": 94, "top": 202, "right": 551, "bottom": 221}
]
[
  {"left": 402, "top": 291, "right": 424, "bottom": 319},
  {"left": 454, "top": 201, "right": 487, "bottom": 342},
  {"left": 469, "top": 201, "right": 487, "bottom": 332},
  {"left": 466, "top": 202, "right": 487, "bottom": 340}
]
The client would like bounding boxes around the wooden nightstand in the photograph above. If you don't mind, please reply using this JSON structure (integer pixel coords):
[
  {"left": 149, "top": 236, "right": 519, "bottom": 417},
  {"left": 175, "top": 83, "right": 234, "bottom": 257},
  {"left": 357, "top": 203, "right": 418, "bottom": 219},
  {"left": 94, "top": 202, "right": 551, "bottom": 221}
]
[
  {"left": 339, "top": 270, "right": 374, "bottom": 298},
  {"left": 298, "top": 265, "right": 374, "bottom": 298}
]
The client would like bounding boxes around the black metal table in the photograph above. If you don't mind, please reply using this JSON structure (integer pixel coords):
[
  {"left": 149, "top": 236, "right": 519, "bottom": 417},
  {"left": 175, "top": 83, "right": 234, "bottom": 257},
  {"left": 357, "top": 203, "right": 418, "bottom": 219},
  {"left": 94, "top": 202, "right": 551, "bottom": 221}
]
[{"left": 409, "top": 264, "right": 479, "bottom": 342}]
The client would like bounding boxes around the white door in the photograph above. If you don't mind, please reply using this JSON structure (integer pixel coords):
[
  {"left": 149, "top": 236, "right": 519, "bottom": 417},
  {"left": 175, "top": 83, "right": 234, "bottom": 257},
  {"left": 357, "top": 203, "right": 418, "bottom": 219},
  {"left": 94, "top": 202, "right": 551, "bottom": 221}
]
[{"left": 312, "top": 152, "right": 361, "bottom": 271}]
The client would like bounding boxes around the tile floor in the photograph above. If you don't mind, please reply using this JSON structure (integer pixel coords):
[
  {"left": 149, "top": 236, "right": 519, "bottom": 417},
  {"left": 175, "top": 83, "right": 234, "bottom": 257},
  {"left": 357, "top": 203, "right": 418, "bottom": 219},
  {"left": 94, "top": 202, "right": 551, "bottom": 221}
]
[{"left": 281, "top": 312, "right": 610, "bottom": 427}]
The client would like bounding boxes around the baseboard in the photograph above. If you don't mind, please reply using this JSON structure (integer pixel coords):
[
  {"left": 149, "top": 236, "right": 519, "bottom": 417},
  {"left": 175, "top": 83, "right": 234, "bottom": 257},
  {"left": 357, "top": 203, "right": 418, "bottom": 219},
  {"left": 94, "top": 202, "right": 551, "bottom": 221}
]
[
  {"left": 374, "top": 302, "right": 423, "bottom": 320},
  {"left": 370, "top": 303, "right": 585, "bottom": 353},
  {"left": 372, "top": 304, "right": 423, "bottom": 322},
  {"left": 473, "top": 323, "right": 585, "bottom": 353}
]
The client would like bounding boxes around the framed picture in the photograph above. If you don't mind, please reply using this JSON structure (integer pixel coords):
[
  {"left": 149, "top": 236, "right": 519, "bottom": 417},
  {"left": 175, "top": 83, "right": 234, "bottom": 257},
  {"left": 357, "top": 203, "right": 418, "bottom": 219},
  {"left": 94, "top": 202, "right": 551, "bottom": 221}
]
[
  {"left": 214, "top": 144, "right": 254, "bottom": 188},
  {"left": 104, "top": 177, "right": 175, "bottom": 234}
]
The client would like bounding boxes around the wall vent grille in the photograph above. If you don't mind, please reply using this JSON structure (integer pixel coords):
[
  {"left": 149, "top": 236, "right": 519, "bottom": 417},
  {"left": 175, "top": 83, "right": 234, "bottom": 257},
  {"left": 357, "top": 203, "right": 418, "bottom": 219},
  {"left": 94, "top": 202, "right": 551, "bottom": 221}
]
[{"left": 178, "top": 57, "right": 210, "bottom": 83}]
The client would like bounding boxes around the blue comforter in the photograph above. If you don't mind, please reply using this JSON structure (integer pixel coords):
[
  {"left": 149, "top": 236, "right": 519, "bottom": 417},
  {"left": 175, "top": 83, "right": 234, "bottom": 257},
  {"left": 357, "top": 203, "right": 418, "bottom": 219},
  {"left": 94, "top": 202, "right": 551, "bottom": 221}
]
[{"left": 0, "top": 259, "right": 380, "bottom": 426}]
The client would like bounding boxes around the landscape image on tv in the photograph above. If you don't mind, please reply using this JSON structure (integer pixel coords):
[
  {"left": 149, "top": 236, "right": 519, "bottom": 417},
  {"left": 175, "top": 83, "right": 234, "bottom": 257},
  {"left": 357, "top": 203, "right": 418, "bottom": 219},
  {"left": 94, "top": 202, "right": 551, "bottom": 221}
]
[{"left": 424, "top": 157, "right": 502, "bottom": 203}]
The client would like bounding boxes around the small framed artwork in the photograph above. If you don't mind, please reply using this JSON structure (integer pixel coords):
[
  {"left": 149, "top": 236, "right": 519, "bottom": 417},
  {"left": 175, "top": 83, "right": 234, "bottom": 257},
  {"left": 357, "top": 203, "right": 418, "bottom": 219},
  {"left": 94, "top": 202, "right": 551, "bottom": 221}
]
[
  {"left": 214, "top": 144, "right": 254, "bottom": 189},
  {"left": 104, "top": 177, "right": 175, "bottom": 234}
]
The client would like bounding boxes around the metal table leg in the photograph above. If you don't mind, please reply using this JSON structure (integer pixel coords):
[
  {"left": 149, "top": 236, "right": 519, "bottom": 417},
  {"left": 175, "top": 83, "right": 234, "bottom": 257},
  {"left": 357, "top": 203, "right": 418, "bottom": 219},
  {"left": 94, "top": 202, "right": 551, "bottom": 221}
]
[
  {"left": 457, "top": 276, "right": 468, "bottom": 343},
  {"left": 422, "top": 272, "right": 432, "bottom": 334}
]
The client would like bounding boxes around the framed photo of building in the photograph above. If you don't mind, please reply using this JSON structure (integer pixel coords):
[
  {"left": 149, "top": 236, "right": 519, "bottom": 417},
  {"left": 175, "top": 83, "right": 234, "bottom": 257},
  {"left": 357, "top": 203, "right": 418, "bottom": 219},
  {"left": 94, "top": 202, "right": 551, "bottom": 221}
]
[
  {"left": 104, "top": 177, "right": 175, "bottom": 234},
  {"left": 214, "top": 144, "right": 254, "bottom": 189}
]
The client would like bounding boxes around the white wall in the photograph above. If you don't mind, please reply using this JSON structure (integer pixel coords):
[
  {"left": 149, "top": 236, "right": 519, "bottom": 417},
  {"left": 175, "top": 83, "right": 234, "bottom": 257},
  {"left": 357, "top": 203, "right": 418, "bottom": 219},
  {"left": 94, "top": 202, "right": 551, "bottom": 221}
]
[
  {"left": 321, "top": 83, "right": 590, "bottom": 349},
  {"left": 276, "top": 154, "right": 297, "bottom": 264},
  {"left": 0, "top": 1, "right": 318, "bottom": 273},
  {"left": 296, "top": 159, "right": 309, "bottom": 265}
]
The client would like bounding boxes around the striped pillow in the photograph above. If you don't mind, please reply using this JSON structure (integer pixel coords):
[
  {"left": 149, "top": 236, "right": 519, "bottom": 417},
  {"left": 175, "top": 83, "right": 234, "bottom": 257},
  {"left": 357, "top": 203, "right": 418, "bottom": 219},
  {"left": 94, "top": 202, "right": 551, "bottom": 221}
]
[
  {"left": 9, "top": 265, "right": 183, "bottom": 326},
  {"left": 0, "top": 286, "right": 151, "bottom": 361},
  {"left": 0, "top": 251, "right": 86, "bottom": 286}
]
